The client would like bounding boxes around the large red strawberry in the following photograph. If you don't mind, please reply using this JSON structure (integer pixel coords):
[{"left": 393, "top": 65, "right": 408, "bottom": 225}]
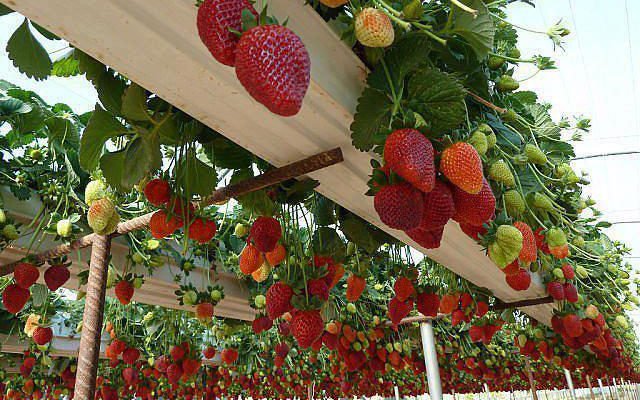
[
  {"left": 187, "top": 218, "right": 217, "bottom": 243},
  {"left": 122, "top": 347, "right": 141, "bottom": 365},
  {"left": 149, "top": 210, "right": 181, "bottom": 239},
  {"left": 250, "top": 216, "right": 281, "bottom": 253},
  {"left": 166, "top": 363, "right": 183, "bottom": 383},
  {"left": 383, "top": 129, "right": 435, "bottom": 193},
  {"left": 203, "top": 346, "right": 217, "bottom": 359},
  {"left": 440, "top": 142, "right": 484, "bottom": 194},
  {"left": 469, "top": 325, "right": 484, "bottom": 343},
  {"left": 563, "top": 314, "right": 583, "bottom": 338},
  {"left": 561, "top": 264, "right": 575, "bottom": 280},
  {"left": 32, "top": 326, "right": 53, "bottom": 345},
  {"left": 291, "top": 309, "right": 324, "bottom": 349},
  {"left": 393, "top": 277, "right": 415, "bottom": 302},
  {"left": 563, "top": 282, "right": 578, "bottom": 303},
  {"left": 405, "top": 225, "right": 444, "bottom": 249},
  {"left": 388, "top": 296, "right": 413, "bottom": 326},
  {"left": 505, "top": 268, "right": 531, "bottom": 291},
  {"left": 416, "top": 292, "right": 439, "bottom": 317},
  {"left": 266, "top": 282, "right": 293, "bottom": 320},
  {"left": 2, "top": 284, "right": 30, "bottom": 314},
  {"left": 451, "top": 179, "right": 495, "bottom": 226},
  {"left": 459, "top": 221, "right": 488, "bottom": 240},
  {"left": 307, "top": 278, "right": 329, "bottom": 301},
  {"left": 195, "top": 302, "right": 215, "bottom": 321},
  {"left": 547, "top": 281, "right": 565, "bottom": 300},
  {"left": 345, "top": 274, "right": 366, "bottom": 302},
  {"left": 414, "top": 180, "right": 455, "bottom": 231},
  {"left": 197, "top": 0, "right": 257, "bottom": 66},
  {"left": 374, "top": 182, "right": 424, "bottom": 230},
  {"left": 235, "top": 25, "right": 310, "bottom": 116},
  {"left": 13, "top": 262, "right": 39, "bottom": 289},
  {"left": 44, "top": 264, "right": 70, "bottom": 291},
  {"left": 143, "top": 178, "right": 171, "bottom": 207},
  {"left": 115, "top": 280, "right": 134, "bottom": 305}
]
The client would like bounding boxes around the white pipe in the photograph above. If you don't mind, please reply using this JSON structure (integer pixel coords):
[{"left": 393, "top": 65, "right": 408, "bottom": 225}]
[
  {"left": 564, "top": 369, "right": 576, "bottom": 400},
  {"left": 598, "top": 379, "right": 607, "bottom": 400},
  {"left": 420, "top": 321, "right": 442, "bottom": 400},
  {"left": 394, "top": 385, "right": 400, "bottom": 400}
]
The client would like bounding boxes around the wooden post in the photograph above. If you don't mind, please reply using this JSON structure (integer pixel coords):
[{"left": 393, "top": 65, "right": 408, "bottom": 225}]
[
  {"left": 74, "top": 234, "right": 112, "bottom": 399},
  {"left": 586, "top": 375, "right": 596, "bottom": 400},
  {"left": 525, "top": 358, "right": 539, "bottom": 400}
]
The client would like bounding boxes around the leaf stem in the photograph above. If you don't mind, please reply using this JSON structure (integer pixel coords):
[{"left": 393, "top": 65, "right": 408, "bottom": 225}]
[{"left": 450, "top": 0, "right": 478, "bottom": 18}]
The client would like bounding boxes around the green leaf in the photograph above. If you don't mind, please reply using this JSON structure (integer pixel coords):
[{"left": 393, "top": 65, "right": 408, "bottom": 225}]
[
  {"left": 0, "top": 95, "right": 32, "bottom": 116},
  {"left": 340, "top": 215, "right": 385, "bottom": 254},
  {"left": 203, "top": 135, "right": 253, "bottom": 170},
  {"left": 80, "top": 106, "right": 127, "bottom": 171},
  {"left": 121, "top": 84, "right": 149, "bottom": 122},
  {"left": 75, "top": 50, "right": 104, "bottom": 83},
  {"left": 407, "top": 68, "right": 466, "bottom": 132},
  {"left": 100, "top": 150, "right": 127, "bottom": 191},
  {"left": 96, "top": 72, "right": 126, "bottom": 116},
  {"left": 0, "top": 4, "right": 14, "bottom": 16},
  {"left": 596, "top": 221, "right": 612, "bottom": 229},
  {"left": 311, "top": 195, "right": 336, "bottom": 226},
  {"left": 350, "top": 87, "right": 394, "bottom": 151},
  {"left": 231, "top": 169, "right": 276, "bottom": 216},
  {"left": 121, "top": 136, "right": 160, "bottom": 189},
  {"left": 6, "top": 19, "right": 52, "bottom": 80},
  {"left": 46, "top": 116, "right": 79, "bottom": 150},
  {"left": 517, "top": 166, "right": 543, "bottom": 195},
  {"left": 31, "top": 22, "right": 59, "bottom": 40},
  {"left": 156, "top": 114, "right": 180, "bottom": 145},
  {"left": 448, "top": 0, "right": 495, "bottom": 60},
  {"left": 312, "top": 227, "right": 346, "bottom": 262},
  {"left": 51, "top": 50, "right": 80, "bottom": 77},
  {"left": 510, "top": 91, "right": 538, "bottom": 105},
  {"left": 31, "top": 284, "right": 48, "bottom": 307},
  {"left": 176, "top": 150, "right": 218, "bottom": 197}
]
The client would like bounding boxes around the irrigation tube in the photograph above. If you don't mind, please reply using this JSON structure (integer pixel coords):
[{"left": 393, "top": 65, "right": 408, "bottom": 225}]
[{"left": 420, "top": 321, "right": 443, "bottom": 400}]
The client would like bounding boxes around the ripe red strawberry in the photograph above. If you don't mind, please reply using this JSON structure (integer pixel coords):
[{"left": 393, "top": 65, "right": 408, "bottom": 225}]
[
  {"left": 2, "top": 283, "right": 30, "bottom": 314},
  {"left": 44, "top": 264, "right": 70, "bottom": 291},
  {"left": 291, "top": 309, "right": 324, "bottom": 349},
  {"left": 266, "top": 282, "right": 293, "bottom": 320},
  {"left": 32, "top": 326, "right": 53, "bottom": 345},
  {"left": 451, "top": 179, "right": 495, "bottom": 226},
  {"left": 143, "top": 178, "right": 171, "bottom": 207},
  {"left": 14, "top": 262, "right": 39, "bottom": 289},
  {"left": 547, "top": 281, "right": 565, "bottom": 300},
  {"left": 416, "top": 292, "right": 439, "bottom": 317},
  {"left": 197, "top": 0, "right": 257, "bottom": 66},
  {"left": 374, "top": 182, "right": 424, "bottom": 230},
  {"left": 561, "top": 264, "right": 575, "bottom": 280},
  {"left": 513, "top": 221, "right": 537, "bottom": 265},
  {"left": 122, "top": 347, "right": 140, "bottom": 365},
  {"left": 111, "top": 338, "right": 127, "bottom": 355},
  {"left": 307, "top": 278, "right": 329, "bottom": 301},
  {"left": 393, "top": 277, "right": 415, "bottom": 302},
  {"left": 440, "top": 142, "right": 484, "bottom": 194},
  {"left": 252, "top": 315, "right": 273, "bottom": 334},
  {"left": 182, "top": 358, "right": 201, "bottom": 378},
  {"left": 187, "top": 218, "right": 217, "bottom": 243},
  {"left": 149, "top": 210, "right": 181, "bottom": 239},
  {"left": 505, "top": 268, "right": 531, "bottom": 291},
  {"left": 563, "top": 314, "right": 583, "bottom": 338},
  {"left": 114, "top": 281, "right": 134, "bottom": 305},
  {"left": 171, "top": 198, "right": 195, "bottom": 224},
  {"left": 406, "top": 225, "right": 444, "bottom": 249},
  {"left": 166, "top": 363, "right": 183, "bottom": 383},
  {"left": 503, "top": 260, "right": 521, "bottom": 275},
  {"left": 195, "top": 302, "right": 215, "bottom": 321},
  {"left": 476, "top": 301, "right": 489, "bottom": 317},
  {"left": 345, "top": 274, "right": 366, "bottom": 302},
  {"left": 383, "top": 129, "right": 435, "bottom": 193},
  {"left": 203, "top": 346, "right": 216, "bottom": 359},
  {"left": 239, "top": 244, "right": 264, "bottom": 275},
  {"left": 388, "top": 296, "right": 413, "bottom": 326},
  {"left": 250, "top": 216, "right": 281, "bottom": 253},
  {"left": 563, "top": 283, "right": 578, "bottom": 303},
  {"left": 459, "top": 221, "right": 487, "bottom": 240},
  {"left": 414, "top": 180, "right": 455, "bottom": 230},
  {"left": 469, "top": 325, "right": 484, "bottom": 343},
  {"left": 275, "top": 342, "right": 289, "bottom": 358},
  {"left": 170, "top": 344, "right": 186, "bottom": 361},
  {"left": 451, "top": 309, "right": 465, "bottom": 326},
  {"left": 235, "top": 25, "right": 310, "bottom": 116}
]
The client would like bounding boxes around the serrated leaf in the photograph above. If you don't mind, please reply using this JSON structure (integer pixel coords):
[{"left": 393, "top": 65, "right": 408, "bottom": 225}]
[
  {"left": 80, "top": 106, "right": 127, "bottom": 171},
  {"left": 203, "top": 136, "right": 253, "bottom": 169},
  {"left": 75, "top": 50, "right": 104, "bottom": 83},
  {"left": 0, "top": 95, "right": 32, "bottom": 116},
  {"left": 176, "top": 150, "right": 218, "bottom": 197},
  {"left": 312, "top": 227, "right": 346, "bottom": 262},
  {"left": 31, "top": 22, "right": 59, "bottom": 40},
  {"left": 340, "top": 215, "right": 384, "bottom": 254},
  {"left": 311, "top": 195, "right": 335, "bottom": 226},
  {"left": 121, "top": 84, "right": 149, "bottom": 122},
  {"left": 51, "top": 50, "right": 80, "bottom": 77},
  {"left": 121, "top": 136, "right": 160, "bottom": 189},
  {"left": 97, "top": 72, "right": 126, "bottom": 116},
  {"left": 31, "top": 284, "right": 48, "bottom": 307},
  {"left": 6, "top": 19, "right": 52, "bottom": 80},
  {"left": 100, "top": 150, "right": 126, "bottom": 191},
  {"left": 231, "top": 168, "right": 276, "bottom": 216},
  {"left": 517, "top": 166, "right": 543, "bottom": 195},
  {"left": 510, "top": 91, "right": 538, "bottom": 105},
  {"left": 46, "top": 116, "right": 79, "bottom": 150},
  {"left": 0, "top": 4, "right": 14, "bottom": 16},
  {"left": 407, "top": 68, "right": 466, "bottom": 132},
  {"left": 350, "top": 87, "right": 393, "bottom": 151},
  {"left": 448, "top": 0, "right": 495, "bottom": 60}
]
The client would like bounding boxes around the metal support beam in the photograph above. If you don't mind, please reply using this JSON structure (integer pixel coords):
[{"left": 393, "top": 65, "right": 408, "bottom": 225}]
[
  {"left": 74, "top": 234, "right": 112, "bottom": 399},
  {"left": 420, "top": 321, "right": 442, "bottom": 400},
  {"left": 564, "top": 369, "right": 576, "bottom": 400}
]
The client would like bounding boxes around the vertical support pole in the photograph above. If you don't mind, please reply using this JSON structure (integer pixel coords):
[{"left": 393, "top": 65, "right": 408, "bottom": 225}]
[
  {"left": 525, "top": 358, "right": 539, "bottom": 400},
  {"left": 420, "top": 321, "right": 443, "bottom": 400},
  {"left": 613, "top": 378, "right": 622, "bottom": 400},
  {"left": 74, "top": 235, "right": 112, "bottom": 400},
  {"left": 598, "top": 379, "right": 607, "bottom": 400},
  {"left": 484, "top": 383, "right": 491, "bottom": 400},
  {"left": 394, "top": 385, "right": 400, "bottom": 400},
  {"left": 564, "top": 369, "right": 576, "bottom": 400},
  {"left": 586, "top": 375, "right": 596, "bottom": 400}
]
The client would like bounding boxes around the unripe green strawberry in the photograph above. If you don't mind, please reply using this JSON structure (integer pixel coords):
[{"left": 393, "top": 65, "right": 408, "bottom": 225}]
[
  {"left": 496, "top": 75, "right": 519, "bottom": 92},
  {"left": 87, "top": 198, "right": 116, "bottom": 234},
  {"left": 552, "top": 268, "right": 565, "bottom": 280},
  {"left": 575, "top": 265, "right": 588, "bottom": 279},
  {"left": 585, "top": 305, "right": 598, "bottom": 319},
  {"left": 524, "top": 144, "right": 547, "bottom": 165},
  {"left": 487, "top": 56, "right": 505, "bottom": 70},
  {"left": 615, "top": 315, "right": 629, "bottom": 329},
  {"left": 346, "top": 302, "right": 357, "bottom": 314},
  {"left": 183, "top": 290, "right": 198, "bottom": 306},
  {"left": 468, "top": 130, "right": 488, "bottom": 155},
  {"left": 517, "top": 334, "right": 527, "bottom": 348},
  {"left": 131, "top": 252, "right": 145, "bottom": 264},
  {"left": 0, "top": 209, "right": 6, "bottom": 224},
  {"left": 106, "top": 265, "right": 117, "bottom": 288},
  {"left": 29, "top": 148, "right": 43, "bottom": 161},
  {"left": 508, "top": 48, "right": 521, "bottom": 58},
  {"left": 354, "top": 8, "right": 394, "bottom": 48},
  {"left": 133, "top": 277, "right": 144, "bottom": 289},
  {"left": 234, "top": 223, "right": 249, "bottom": 237},
  {"left": 504, "top": 190, "right": 525, "bottom": 216},
  {"left": 572, "top": 236, "right": 585, "bottom": 248},
  {"left": 56, "top": 219, "right": 73, "bottom": 238},
  {"left": 502, "top": 109, "right": 518, "bottom": 123},
  {"left": 489, "top": 160, "right": 515, "bottom": 187},
  {"left": 2, "top": 224, "right": 19, "bottom": 240},
  {"left": 402, "top": 0, "right": 423, "bottom": 19},
  {"left": 254, "top": 294, "right": 266, "bottom": 308},
  {"left": 546, "top": 228, "right": 567, "bottom": 247},
  {"left": 486, "top": 132, "right": 497, "bottom": 149},
  {"left": 85, "top": 180, "right": 107, "bottom": 206},
  {"left": 531, "top": 193, "right": 554, "bottom": 211},
  {"left": 489, "top": 225, "right": 523, "bottom": 268},
  {"left": 555, "top": 163, "right": 580, "bottom": 184},
  {"left": 211, "top": 289, "right": 223, "bottom": 302}
]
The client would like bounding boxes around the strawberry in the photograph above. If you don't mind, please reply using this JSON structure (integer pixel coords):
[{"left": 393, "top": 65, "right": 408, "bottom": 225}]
[
  {"left": 265, "top": 243, "right": 286, "bottom": 266},
  {"left": 2, "top": 284, "right": 30, "bottom": 314},
  {"left": 502, "top": 260, "right": 521, "bottom": 275},
  {"left": 504, "top": 189, "right": 526, "bottom": 216},
  {"left": 406, "top": 225, "right": 444, "bottom": 249},
  {"left": 563, "top": 314, "right": 583, "bottom": 338},
  {"left": 143, "top": 178, "right": 171, "bottom": 207},
  {"left": 250, "top": 216, "right": 281, "bottom": 253},
  {"left": 235, "top": 25, "right": 310, "bottom": 116},
  {"left": 251, "top": 262, "right": 271, "bottom": 283},
  {"left": 252, "top": 315, "right": 273, "bottom": 334},
  {"left": 166, "top": 363, "right": 183, "bottom": 383},
  {"left": 171, "top": 198, "right": 195, "bottom": 223},
  {"left": 440, "top": 142, "right": 484, "bottom": 194},
  {"left": 197, "top": 0, "right": 257, "bottom": 66},
  {"left": 203, "top": 346, "right": 216, "bottom": 359},
  {"left": 547, "top": 281, "right": 565, "bottom": 301},
  {"left": 275, "top": 342, "right": 289, "bottom": 358},
  {"left": 524, "top": 144, "right": 547, "bottom": 165},
  {"left": 561, "top": 264, "right": 575, "bottom": 280},
  {"left": 439, "top": 293, "right": 460, "bottom": 314},
  {"left": 393, "top": 277, "right": 415, "bottom": 302},
  {"left": 476, "top": 301, "right": 489, "bottom": 317},
  {"left": 122, "top": 347, "right": 140, "bottom": 365},
  {"left": 87, "top": 198, "right": 117, "bottom": 234},
  {"left": 505, "top": 268, "right": 531, "bottom": 291},
  {"left": 195, "top": 302, "right": 215, "bottom": 321},
  {"left": 345, "top": 274, "right": 366, "bottom": 302},
  {"left": 182, "top": 358, "right": 201, "bottom": 378},
  {"left": 488, "top": 160, "right": 515, "bottom": 187},
  {"left": 354, "top": 8, "right": 394, "bottom": 48},
  {"left": 291, "top": 309, "right": 324, "bottom": 349},
  {"left": 266, "top": 282, "right": 293, "bottom": 320},
  {"left": 374, "top": 182, "right": 424, "bottom": 230},
  {"left": 563, "top": 283, "right": 578, "bottom": 303},
  {"left": 187, "top": 218, "right": 217, "bottom": 243},
  {"left": 13, "top": 262, "right": 39, "bottom": 289},
  {"left": 383, "top": 129, "right": 435, "bottom": 193},
  {"left": 414, "top": 180, "right": 455, "bottom": 231},
  {"left": 122, "top": 367, "right": 138, "bottom": 385},
  {"left": 32, "top": 326, "right": 53, "bottom": 345},
  {"left": 114, "top": 280, "right": 134, "bottom": 305},
  {"left": 239, "top": 244, "right": 264, "bottom": 275},
  {"left": 513, "top": 221, "right": 537, "bottom": 266},
  {"left": 489, "top": 225, "right": 523, "bottom": 268},
  {"left": 149, "top": 210, "right": 181, "bottom": 239},
  {"left": 451, "top": 179, "right": 495, "bottom": 226},
  {"left": 469, "top": 325, "right": 484, "bottom": 343},
  {"left": 170, "top": 344, "right": 186, "bottom": 361},
  {"left": 307, "top": 278, "right": 329, "bottom": 301},
  {"left": 416, "top": 292, "right": 439, "bottom": 317},
  {"left": 84, "top": 180, "right": 107, "bottom": 206},
  {"left": 458, "top": 222, "right": 487, "bottom": 240},
  {"left": 44, "top": 264, "right": 70, "bottom": 291},
  {"left": 388, "top": 296, "right": 413, "bottom": 326}
]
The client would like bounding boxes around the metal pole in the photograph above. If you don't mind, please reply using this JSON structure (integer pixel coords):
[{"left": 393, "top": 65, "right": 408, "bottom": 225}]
[
  {"left": 394, "top": 386, "right": 400, "bottom": 400},
  {"left": 74, "top": 235, "right": 112, "bottom": 399},
  {"left": 613, "top": 378, "right": 622, "bottom": 400},
  {"left": 525, "top": 358, "right": 539, "bottom": 400},
  {"left": 484, "top": 383, "right": 491, "bottom": 400},
  {"left": 564, "top": 369, "right": 576, "bottom": 400},
  {"left": 586, "top": 375, "right": 596, "bottom": 400},
  {"left": 420, "top": 321, "right": 443, "bottom": 400},
  {"left": 598, "top": 379, "right": 607, "bottom": 400}
]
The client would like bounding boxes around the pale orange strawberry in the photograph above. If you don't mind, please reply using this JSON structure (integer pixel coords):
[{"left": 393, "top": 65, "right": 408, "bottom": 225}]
[
  {"left": 440, "top": 142, "right": 484, "bottom": 194},
  {"left": 239, "top": 244, "right": 263, "bottom": 275},
  {"left": 354, "top": 8, "right": 394, "bottom": 48}
]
